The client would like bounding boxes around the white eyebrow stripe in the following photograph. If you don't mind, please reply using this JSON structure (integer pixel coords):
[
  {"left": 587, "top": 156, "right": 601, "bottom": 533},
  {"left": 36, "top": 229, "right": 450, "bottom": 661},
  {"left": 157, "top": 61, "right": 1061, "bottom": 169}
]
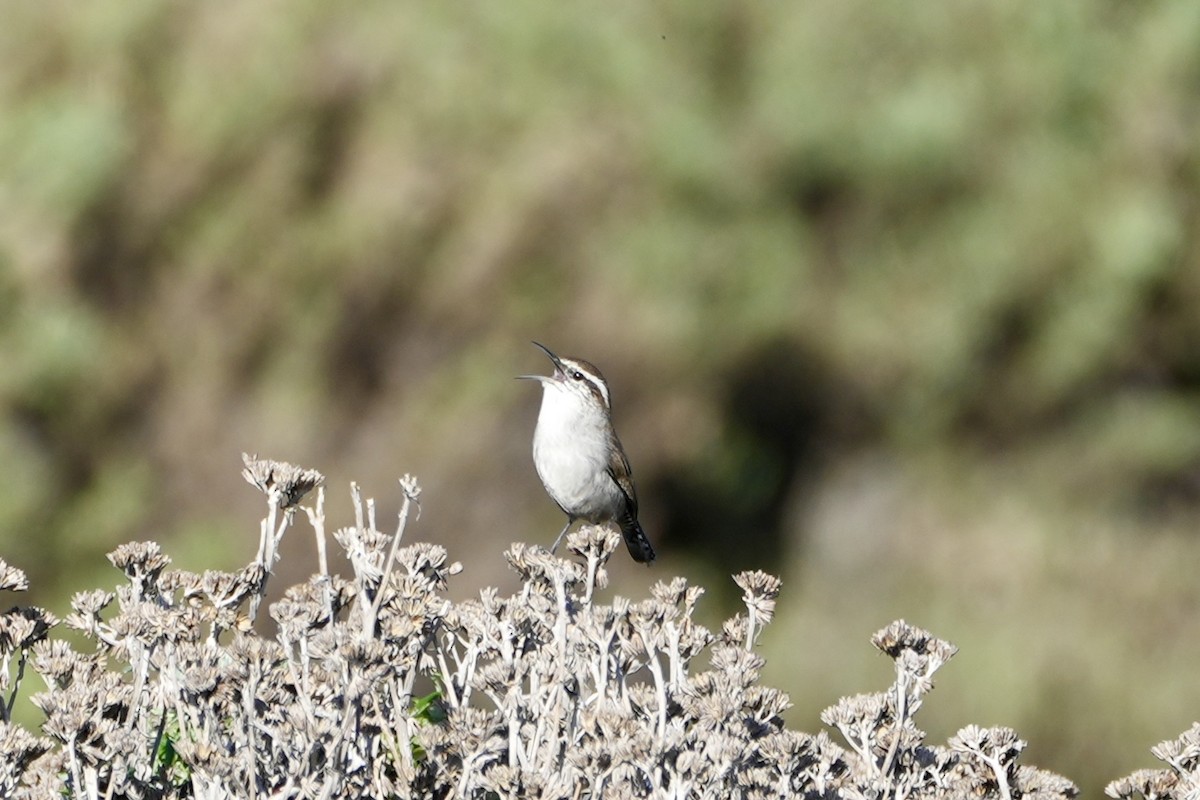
[
  {"left": 563, "top": 358, "right": 611, "bottom": 408},
  {"left": 588, "top": 374, "right": 610, "bottom": 408}
]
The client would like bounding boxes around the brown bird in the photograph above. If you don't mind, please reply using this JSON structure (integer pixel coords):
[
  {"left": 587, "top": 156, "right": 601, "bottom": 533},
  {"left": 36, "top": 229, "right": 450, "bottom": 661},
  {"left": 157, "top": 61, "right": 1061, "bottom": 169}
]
[{"left": 519, "top": 342, "right": 655, "bottom": 563}]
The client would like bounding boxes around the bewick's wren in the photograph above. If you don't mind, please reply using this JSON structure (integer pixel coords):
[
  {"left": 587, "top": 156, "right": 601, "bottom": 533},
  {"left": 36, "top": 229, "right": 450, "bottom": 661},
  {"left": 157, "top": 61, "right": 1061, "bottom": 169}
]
[{"left": 519, "top": 342, "right": 656, "bottom": 563}]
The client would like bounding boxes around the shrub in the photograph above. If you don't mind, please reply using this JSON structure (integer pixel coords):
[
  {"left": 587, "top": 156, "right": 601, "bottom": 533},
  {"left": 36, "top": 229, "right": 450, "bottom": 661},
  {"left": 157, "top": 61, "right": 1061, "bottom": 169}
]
[{"left": 0, "top": 456, "right": 1082, "bottom": 798}]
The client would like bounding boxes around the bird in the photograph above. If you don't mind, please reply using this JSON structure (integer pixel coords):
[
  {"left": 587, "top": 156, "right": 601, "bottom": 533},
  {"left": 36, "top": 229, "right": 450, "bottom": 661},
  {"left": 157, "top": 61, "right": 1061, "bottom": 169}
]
[{"left": 518, "top": 342, "right": 656, "bottom": 563}]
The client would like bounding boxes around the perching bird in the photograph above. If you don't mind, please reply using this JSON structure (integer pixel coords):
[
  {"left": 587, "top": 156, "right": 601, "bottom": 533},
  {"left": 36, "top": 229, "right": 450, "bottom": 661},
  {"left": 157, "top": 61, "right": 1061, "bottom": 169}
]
[{"left": 519, "top": 342, "right": 656, "bottom": 563}]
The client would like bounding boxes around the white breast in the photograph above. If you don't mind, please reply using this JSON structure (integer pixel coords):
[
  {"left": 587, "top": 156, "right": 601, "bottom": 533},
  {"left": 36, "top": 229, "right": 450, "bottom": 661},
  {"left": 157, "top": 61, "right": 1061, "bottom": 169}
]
[{"left": 532, "top": 383, "right": 623, "bottom": 521}]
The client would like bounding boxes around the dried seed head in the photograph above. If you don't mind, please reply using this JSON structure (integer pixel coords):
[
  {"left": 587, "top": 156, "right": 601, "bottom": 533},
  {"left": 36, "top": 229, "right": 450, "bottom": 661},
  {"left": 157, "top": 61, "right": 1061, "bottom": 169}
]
[
  {"left": 949, "top": 724, "right": 1027, "bottom": 767},
  {"left": 270, "top": 599, "right": 326, "bottom": 639},
  {"left": 821, "top": 692, "right": 889, "bottom": 731},
  {"left": 734, "top": 570, "right": 782, "bottom": 625},
  {"left": 241, "top": 453, "right": 325, "bottom": 509},
  {"left": 157, "top": 569, "right": 198, "bottom": 595},
  {"left": 70, "top": 590, "right": 115, "bottom": 617},
  {"left": 0, "top": 560, "right": 29, "bottom": 592},
  {"left": 1106, "top": 769, "right": 1177, "bottom": 800},
  {"left": 0, "top": 607, "right": 57, "bottom": 652},
  {"left": 64, "top": 590, "right": 115, "bottom": 636},
  {"left": 180, "top": 659, "right": 224, "bottom": 700},
  {"left": 566, "top": 525, "right": 620, "bottom": 561},
  {"left": 871, "top": 620, "right": 957, "bottom": 663},
  {"left": 0, "top": 721, "right": 52, "bottom": 771},
  {"left": 29, "top": 640, "right": 82, "bottom": 687},
  {"left": 107, "top": 542, "right": 171, "bottom": 582},
  {"left": 651, "top": 576, "right": 691, "bottom": 608},
  {"left": 504, "top": 542, "right": 584, "bottom": 592},
  {"left": 719, "top": 614, "right": 749, "bottom": 647},
  {"left": 1014, "top": 765, "right": 1079, "bottom": 798},
  {"left": 334, "top": 526, "right": 390, "bottom": 582},
  {"left": 1151, "top": 722, "right": 1200, "bottom": 773}
]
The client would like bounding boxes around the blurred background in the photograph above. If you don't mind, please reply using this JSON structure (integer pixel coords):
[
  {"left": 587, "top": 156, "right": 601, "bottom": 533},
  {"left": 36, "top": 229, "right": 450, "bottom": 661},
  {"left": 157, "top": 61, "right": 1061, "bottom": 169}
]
[{"left": 2, "top": 1, "right": 1199, "bottom": 793}]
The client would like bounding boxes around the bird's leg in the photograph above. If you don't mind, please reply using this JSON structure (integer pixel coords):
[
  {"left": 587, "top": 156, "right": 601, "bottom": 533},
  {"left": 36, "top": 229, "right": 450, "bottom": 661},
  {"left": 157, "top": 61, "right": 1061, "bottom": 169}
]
[{"left": 550, "top": 519, "right": 573, "bottom": 553}]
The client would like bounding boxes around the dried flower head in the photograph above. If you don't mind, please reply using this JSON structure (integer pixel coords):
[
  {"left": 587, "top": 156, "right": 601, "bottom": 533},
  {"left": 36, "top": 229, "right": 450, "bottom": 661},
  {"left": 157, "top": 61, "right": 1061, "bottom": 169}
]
[
  {"left": 241, "top": 452, "right": 325, "bottom": 509},
  {"left": 66, "top": 589, "right": 114, "bottom": 620},
  {"left": 734, "top": 570, "right": 782, "bottom": 622},
  {"left": 0, "top": 560, "right": 29, "bottom": 593},
  {"left": 0, "top": 721, "right": 52, "bottom": 793},
  {"left": 0, "top": 607, "right": 58, "bottom": 652},
  {"left": 28, "top": 640, "right": 81, "bottom": 687},
  {"left": 871, "top": 620, "right": 957, "bottom": 664},
  {"left": 566, "top": 526, "right": 620, "bottom": 560},
  {"left": 107, "top": 541, "right": 171, "bottom": 584},
  {"left": 950, "top": 724, "right": 1026, "bottom": 766},
  {"left": 1106, "top": 768, "right": 1179, "bottom": 799},
  {"left": 1015, "top": 765, "right": 1079, "bottom": 799},
  {"left": 1150, "top": 723, "right": 1200, "bottom": 774}
]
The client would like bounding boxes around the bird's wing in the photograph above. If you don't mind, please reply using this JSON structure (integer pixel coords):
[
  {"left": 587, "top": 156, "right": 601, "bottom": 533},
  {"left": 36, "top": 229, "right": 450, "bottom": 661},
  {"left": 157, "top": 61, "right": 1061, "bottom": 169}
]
[{"left": 605, "top": 435, "right": 639, "bottom": 518}]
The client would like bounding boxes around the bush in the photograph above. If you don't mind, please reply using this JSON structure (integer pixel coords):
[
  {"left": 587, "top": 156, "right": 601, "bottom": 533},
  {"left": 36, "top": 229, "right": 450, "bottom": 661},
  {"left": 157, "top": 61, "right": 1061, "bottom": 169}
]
[{"left": 0, "top": 456, "right": 1103, "bottom": 798}]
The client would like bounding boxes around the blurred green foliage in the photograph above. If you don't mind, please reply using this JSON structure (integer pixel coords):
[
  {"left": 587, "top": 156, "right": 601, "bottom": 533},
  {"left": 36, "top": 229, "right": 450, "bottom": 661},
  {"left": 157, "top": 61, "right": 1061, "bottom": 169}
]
[{"left": 1, "top": 1, "right": 1198, "bottom": 794}]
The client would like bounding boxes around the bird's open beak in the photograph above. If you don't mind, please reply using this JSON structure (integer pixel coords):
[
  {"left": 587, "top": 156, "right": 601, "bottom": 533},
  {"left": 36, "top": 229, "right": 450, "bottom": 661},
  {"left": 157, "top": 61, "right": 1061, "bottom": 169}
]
[
  {"left": 531, "top": 341, "right": 565, "bottom": 371},
  {"left": 517, "top": 341, "right": 565, "bottom": 382}
]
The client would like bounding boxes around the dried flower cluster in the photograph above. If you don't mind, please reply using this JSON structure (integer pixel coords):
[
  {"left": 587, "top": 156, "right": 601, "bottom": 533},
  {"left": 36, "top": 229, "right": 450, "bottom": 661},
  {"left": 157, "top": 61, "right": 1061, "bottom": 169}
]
[
  {"left": 1107, "top": 723, "right": 1200, "bottom": 800},
  {"left": 0, "top": 457, "right": 1081, "bottom": 798},
  {"left": 820, "top": 621, "right": 1076, "bottom": 800}
]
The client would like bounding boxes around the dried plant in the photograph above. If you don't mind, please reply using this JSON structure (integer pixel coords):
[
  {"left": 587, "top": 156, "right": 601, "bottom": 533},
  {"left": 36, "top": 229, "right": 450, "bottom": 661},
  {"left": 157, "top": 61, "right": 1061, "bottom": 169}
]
[
  {"left": 1106, "top": 723, "right": 1200, "bottom": 800},
  {"left": 0, "top": 458, "right": 1081, "bottom": 798}
]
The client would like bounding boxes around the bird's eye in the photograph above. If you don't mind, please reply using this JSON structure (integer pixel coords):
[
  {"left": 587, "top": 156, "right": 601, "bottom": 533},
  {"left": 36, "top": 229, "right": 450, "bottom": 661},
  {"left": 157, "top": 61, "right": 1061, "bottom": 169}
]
[{"left": 571, "top": 371, "right": 584, "bottom": 381}]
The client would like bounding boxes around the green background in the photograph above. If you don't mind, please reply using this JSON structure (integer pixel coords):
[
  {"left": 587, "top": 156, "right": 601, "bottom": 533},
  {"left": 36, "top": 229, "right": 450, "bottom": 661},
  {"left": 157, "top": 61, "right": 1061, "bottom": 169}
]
[{"left": 3, "top": 2, "right": 1199, "bottom": 793}]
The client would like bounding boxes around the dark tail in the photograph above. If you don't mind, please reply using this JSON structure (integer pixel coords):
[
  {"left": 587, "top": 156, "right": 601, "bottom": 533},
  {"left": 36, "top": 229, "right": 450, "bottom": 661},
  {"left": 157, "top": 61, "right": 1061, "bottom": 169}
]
[{"left": 619, "top": 516, "right": 656, "bottom": 564}]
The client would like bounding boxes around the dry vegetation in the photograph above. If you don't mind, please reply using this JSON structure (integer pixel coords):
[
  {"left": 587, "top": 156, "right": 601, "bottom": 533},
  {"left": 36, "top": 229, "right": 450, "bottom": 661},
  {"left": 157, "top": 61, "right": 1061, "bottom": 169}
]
[{"left": 0, "top": 458, "right": 1093, "bottom": 799}]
